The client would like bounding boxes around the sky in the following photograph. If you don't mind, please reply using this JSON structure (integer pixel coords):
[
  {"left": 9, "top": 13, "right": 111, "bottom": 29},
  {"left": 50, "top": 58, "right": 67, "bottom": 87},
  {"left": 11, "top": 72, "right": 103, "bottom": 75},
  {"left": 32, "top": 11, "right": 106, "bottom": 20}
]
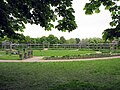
[{"left": 23, "top": 0, "right": 112, "bottom": 39}]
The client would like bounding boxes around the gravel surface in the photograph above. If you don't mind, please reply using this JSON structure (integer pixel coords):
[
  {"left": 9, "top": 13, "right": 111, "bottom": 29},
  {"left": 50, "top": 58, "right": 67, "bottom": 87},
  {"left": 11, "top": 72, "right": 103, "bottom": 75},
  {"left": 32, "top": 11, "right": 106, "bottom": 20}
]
[{"left": 0, "top": 56, "right": 120, "bottom": 62}]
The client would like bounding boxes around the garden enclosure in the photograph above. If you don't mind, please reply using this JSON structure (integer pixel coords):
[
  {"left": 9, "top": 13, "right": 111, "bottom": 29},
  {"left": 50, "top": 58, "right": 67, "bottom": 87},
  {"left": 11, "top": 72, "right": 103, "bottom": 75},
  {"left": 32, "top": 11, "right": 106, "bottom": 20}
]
[{"left": 0, "top": 42, "right": 118, "bottom": 51}]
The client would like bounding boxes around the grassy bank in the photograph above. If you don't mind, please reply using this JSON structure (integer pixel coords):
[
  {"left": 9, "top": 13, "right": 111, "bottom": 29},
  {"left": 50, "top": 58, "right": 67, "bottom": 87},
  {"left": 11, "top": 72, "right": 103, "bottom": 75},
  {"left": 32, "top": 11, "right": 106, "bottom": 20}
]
[
  {"left": 33, "top": 49, "right": 96, "bottom": 56},
  {"left": 0, "top": 51, "right": 19, "bottom": 60},
  {"left": 0, "top": 49, "right": 96, "bottom": 60},
  {"left": 0, "top": 58, "right": 120, "bottom": 90}
]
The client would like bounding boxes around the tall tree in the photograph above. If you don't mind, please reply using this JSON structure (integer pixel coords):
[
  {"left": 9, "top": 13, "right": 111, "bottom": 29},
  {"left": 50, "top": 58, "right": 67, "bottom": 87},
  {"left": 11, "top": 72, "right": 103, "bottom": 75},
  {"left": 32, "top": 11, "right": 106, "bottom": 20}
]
[
  {"left": 0, "top": 0, "right": 77, "bottom": 38},
  {"left": 0, "top": 0, "right": 119, "bottom": 40},
  {"left": 31, "top": 38, "right": 37, "bottom": 44},
  {"left": 39, "top": 36, "right": 47, "bottom": 44},
  {"left": 47, "top": 35, "right": 59, "bottom": 44},
  {"left": 66, "top": 38, "right": 76, "bottom": 44},
  {"left": 25, "top": 36, "right": 31, "bottom": 43},
  {"left": 88, "top": 38, "right": 104, "bottom": 44},
  {"left": 60, "top": 36, "right": 66, "bottom": 44}
]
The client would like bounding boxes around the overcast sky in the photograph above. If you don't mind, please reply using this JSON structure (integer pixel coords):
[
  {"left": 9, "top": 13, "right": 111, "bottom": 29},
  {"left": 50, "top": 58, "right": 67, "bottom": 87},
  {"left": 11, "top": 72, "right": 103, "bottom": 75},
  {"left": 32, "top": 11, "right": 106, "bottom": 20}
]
[{"left": 23, "top": 0, "right": 112, "bottom": 39}]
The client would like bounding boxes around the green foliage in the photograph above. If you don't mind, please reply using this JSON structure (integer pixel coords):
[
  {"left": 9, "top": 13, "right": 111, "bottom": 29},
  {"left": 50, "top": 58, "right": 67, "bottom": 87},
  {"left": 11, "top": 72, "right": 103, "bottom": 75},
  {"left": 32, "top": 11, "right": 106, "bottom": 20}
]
[
  {"left": 44, "top": 53, "right": 120, "bottom": 60},
  {"left": 80, "top": 38, "right": 105, "bottom": 44},
  {"left": 39, "top": 36, "right": 47, "bottom": 44},
  {"left": 0, "top": 0, "right": 119, "bottom": 41},
  {"left": 66, "top": 38, "right": 76, "bottom": 44},
  {"left": 0, "top": 34, "right": 26, "bottom": 43},
  {"left": 75, "top": 38, "right": 80, "bottom": 44},
  {"left": 102, "top": 27, "right": 120, "bottom": 41},
  {"left": 30, "top": 35, "right": 60, "bottom": 44},
  {"left": 47, "top": 35, "right": 59, "bottom": 44},
  {"left": 60, "top": 36, "right": 66, "bottom": 44},
  {"left": 84, "top": 0, "right": 120, "bottom": 41},
  {"left": 24, "top": 36, "right": 31, "bottom": 43},
  {"left": 0, "top": 34, "right": 106, "bottom": 44},
  {"left": 0, "top": 0, "right": 77, "bottom": 38}
]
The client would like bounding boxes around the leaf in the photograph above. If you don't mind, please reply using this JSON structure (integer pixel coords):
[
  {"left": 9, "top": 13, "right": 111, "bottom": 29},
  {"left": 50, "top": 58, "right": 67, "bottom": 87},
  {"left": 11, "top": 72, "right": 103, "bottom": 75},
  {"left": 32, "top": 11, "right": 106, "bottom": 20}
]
[
  {"left": 95, "top": 8, "right": 100, "bottom": 13},
  {"left": 85, "top": 9, "right": 93, "bottom": 15}
]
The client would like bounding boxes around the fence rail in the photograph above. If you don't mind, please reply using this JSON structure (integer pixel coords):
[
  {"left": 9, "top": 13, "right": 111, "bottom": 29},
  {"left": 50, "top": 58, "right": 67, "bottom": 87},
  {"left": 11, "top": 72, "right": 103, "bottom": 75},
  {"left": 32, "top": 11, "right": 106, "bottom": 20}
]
[{"left": 0, "top": 43, "right": 118, "bottom": 50}]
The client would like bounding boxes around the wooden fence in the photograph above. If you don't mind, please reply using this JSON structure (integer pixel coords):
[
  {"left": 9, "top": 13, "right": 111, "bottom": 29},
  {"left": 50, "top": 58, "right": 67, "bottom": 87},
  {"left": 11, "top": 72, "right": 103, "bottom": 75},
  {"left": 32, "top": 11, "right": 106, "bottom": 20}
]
[{"left": 0, "top": 43, "right": 117, "bottom": 50}]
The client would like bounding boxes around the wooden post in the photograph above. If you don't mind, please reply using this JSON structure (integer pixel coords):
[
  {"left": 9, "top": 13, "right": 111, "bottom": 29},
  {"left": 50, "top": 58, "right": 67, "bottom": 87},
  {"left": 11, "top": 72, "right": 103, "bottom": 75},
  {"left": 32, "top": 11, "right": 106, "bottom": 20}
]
[
  {"left": 24, "top": 52, "right": 27, "bottom": 59},
  {"left": 28, "top": 51, "right": 31, "bottom": 58},
  {"left": 31, "top": 50, "right": 33, "bottom": 57},
  {"left": 19, "top": 53, "right": 23, "bottom": 60}
]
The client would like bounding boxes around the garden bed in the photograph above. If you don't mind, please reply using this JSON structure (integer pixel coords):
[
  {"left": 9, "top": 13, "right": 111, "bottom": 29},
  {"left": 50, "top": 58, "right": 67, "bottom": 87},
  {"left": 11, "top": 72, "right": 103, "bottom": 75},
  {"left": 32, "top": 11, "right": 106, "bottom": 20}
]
[
  {"left": 43, "top": 53, "right": 120, "bottom": 60},
  {"left": 33, "top": 49, "right": 96, "bottom": 56}
]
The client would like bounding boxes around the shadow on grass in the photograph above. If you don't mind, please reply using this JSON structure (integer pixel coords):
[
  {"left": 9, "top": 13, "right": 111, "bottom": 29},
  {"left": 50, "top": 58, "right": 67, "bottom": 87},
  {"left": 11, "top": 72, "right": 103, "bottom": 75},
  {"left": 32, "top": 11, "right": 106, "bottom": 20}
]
[{"left": 50, "top": 80, "right": 110, "bottom": 90}]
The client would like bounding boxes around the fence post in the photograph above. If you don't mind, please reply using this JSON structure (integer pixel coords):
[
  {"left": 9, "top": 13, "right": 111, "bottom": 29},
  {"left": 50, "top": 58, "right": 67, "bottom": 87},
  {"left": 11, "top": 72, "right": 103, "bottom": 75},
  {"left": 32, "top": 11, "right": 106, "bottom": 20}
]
[
  {"left": 19, "top": 53, "right": 23, "bottom": 60},
  {"left": 24, "top": 53, "right": 27, "bottom": 59}
]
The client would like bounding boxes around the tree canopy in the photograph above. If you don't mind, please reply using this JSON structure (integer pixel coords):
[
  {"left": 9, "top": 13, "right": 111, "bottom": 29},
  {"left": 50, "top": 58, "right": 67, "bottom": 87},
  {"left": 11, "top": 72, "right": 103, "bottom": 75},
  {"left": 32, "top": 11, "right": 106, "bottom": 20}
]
[
  {"left": 0, "top": 0, "right": 77, "bottom": 38},
  {"left": 84, "top": 0, "right": 120, "bottom": 41},
  {"left": 60, "top": 36, "right": 66, "bottom": 44},
  {"left": 0, "top": 0, "right": 119, "bottom": 40}
]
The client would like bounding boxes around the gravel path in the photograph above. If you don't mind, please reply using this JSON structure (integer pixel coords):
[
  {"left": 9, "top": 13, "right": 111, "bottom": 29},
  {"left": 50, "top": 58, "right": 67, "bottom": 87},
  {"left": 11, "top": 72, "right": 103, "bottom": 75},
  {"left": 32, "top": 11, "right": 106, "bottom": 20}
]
[{"left": 0, "top": 56, "right": 120, "bottom": 62}]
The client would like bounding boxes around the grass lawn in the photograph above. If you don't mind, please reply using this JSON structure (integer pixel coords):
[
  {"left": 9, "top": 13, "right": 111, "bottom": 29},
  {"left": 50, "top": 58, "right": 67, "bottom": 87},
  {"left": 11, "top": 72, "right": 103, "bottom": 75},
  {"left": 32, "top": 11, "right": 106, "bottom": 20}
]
[
  {"left": 33, "top": 49, "right": 96, "bottom": 56},
  {"left": 0, "top": 51, "right": 19, "bottom": 60},
  {"left": 0, "top": 59, "right": 120, "bottom": 90}
]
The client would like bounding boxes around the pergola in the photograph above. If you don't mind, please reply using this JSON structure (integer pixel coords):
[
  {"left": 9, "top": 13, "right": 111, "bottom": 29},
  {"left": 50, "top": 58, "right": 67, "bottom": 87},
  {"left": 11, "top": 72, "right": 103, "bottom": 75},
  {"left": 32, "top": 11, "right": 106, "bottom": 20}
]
[{"left": 2, "top": 41, "right": 12, "bottom": 50}]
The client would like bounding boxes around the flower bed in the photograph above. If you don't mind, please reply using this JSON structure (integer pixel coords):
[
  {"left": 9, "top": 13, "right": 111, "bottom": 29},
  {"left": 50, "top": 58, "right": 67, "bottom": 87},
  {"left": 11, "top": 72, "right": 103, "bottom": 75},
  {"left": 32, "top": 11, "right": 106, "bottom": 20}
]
[{"left": 43, "top": 53, "right": 120, "bottom": 60}]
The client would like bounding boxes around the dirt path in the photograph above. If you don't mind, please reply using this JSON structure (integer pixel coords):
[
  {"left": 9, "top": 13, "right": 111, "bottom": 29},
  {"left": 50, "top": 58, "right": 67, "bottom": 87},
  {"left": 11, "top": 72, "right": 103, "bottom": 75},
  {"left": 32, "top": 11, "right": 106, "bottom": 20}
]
[{"left": 0, "top": 56, "right": 120, "bottom": 62}]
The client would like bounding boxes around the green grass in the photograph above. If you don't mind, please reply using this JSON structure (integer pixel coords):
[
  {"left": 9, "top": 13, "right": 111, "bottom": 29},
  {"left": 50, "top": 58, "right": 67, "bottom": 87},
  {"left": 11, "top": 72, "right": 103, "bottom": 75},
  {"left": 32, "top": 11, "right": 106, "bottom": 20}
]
[
  {"left": 0, "top": 51, "right": 19, "bottom": 60},
  {"left": 33, "top": 49, "right": 96, "bottom": 56},
  {"left": 0, "top": 59, "right": 120, "bottom": 90},
  {"left": 0, "top": 49, "right": 96, "bottom": 60},
  {"left": 0, "top": 55, "right": 19, "bottom": 60}
]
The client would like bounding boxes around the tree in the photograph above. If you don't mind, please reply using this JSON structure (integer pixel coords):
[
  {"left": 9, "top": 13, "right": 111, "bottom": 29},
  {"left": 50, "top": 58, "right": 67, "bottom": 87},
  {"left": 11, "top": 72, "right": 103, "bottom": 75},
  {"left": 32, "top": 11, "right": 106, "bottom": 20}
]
[
  {"left": 84, "top": 0, "right": 120, "bottom": 41},
  {"left": 0, "top": 0, "right": 119, "bottom": 40},
  {"left": 0, "top": 0, "right": 77, "bottom": 38},
  {"left": 60, "top": 36, "right": 66, "bottom": 44},
  {"left": 75, "top": 38, "right": 80, "bottom": 44},
  {"left": 0, "top": 34, "right": 25, "bottom": 43},
  {"left": 47, "top": 35, "right": 59, "bottom": 44},
  {"left": 88, "top": 38, "right": 104, "bottom": 44},
  {"left": 25, "top": 36, "right": 31, "bottom": 43},
  {"left": 39, "top": 36, "right": 47, "bottom": 44},
  {"left": 102, "top": 28, "right": 120, "bottom": 41},
  {"left": 31, "top": 38, "right": 37, "bottom": 44},
  {"left": 80, "top": 38, "right": 89, "bottom": 44},
  {"left": 66, "top": 38, "right": 76, "bottom": 44}
]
